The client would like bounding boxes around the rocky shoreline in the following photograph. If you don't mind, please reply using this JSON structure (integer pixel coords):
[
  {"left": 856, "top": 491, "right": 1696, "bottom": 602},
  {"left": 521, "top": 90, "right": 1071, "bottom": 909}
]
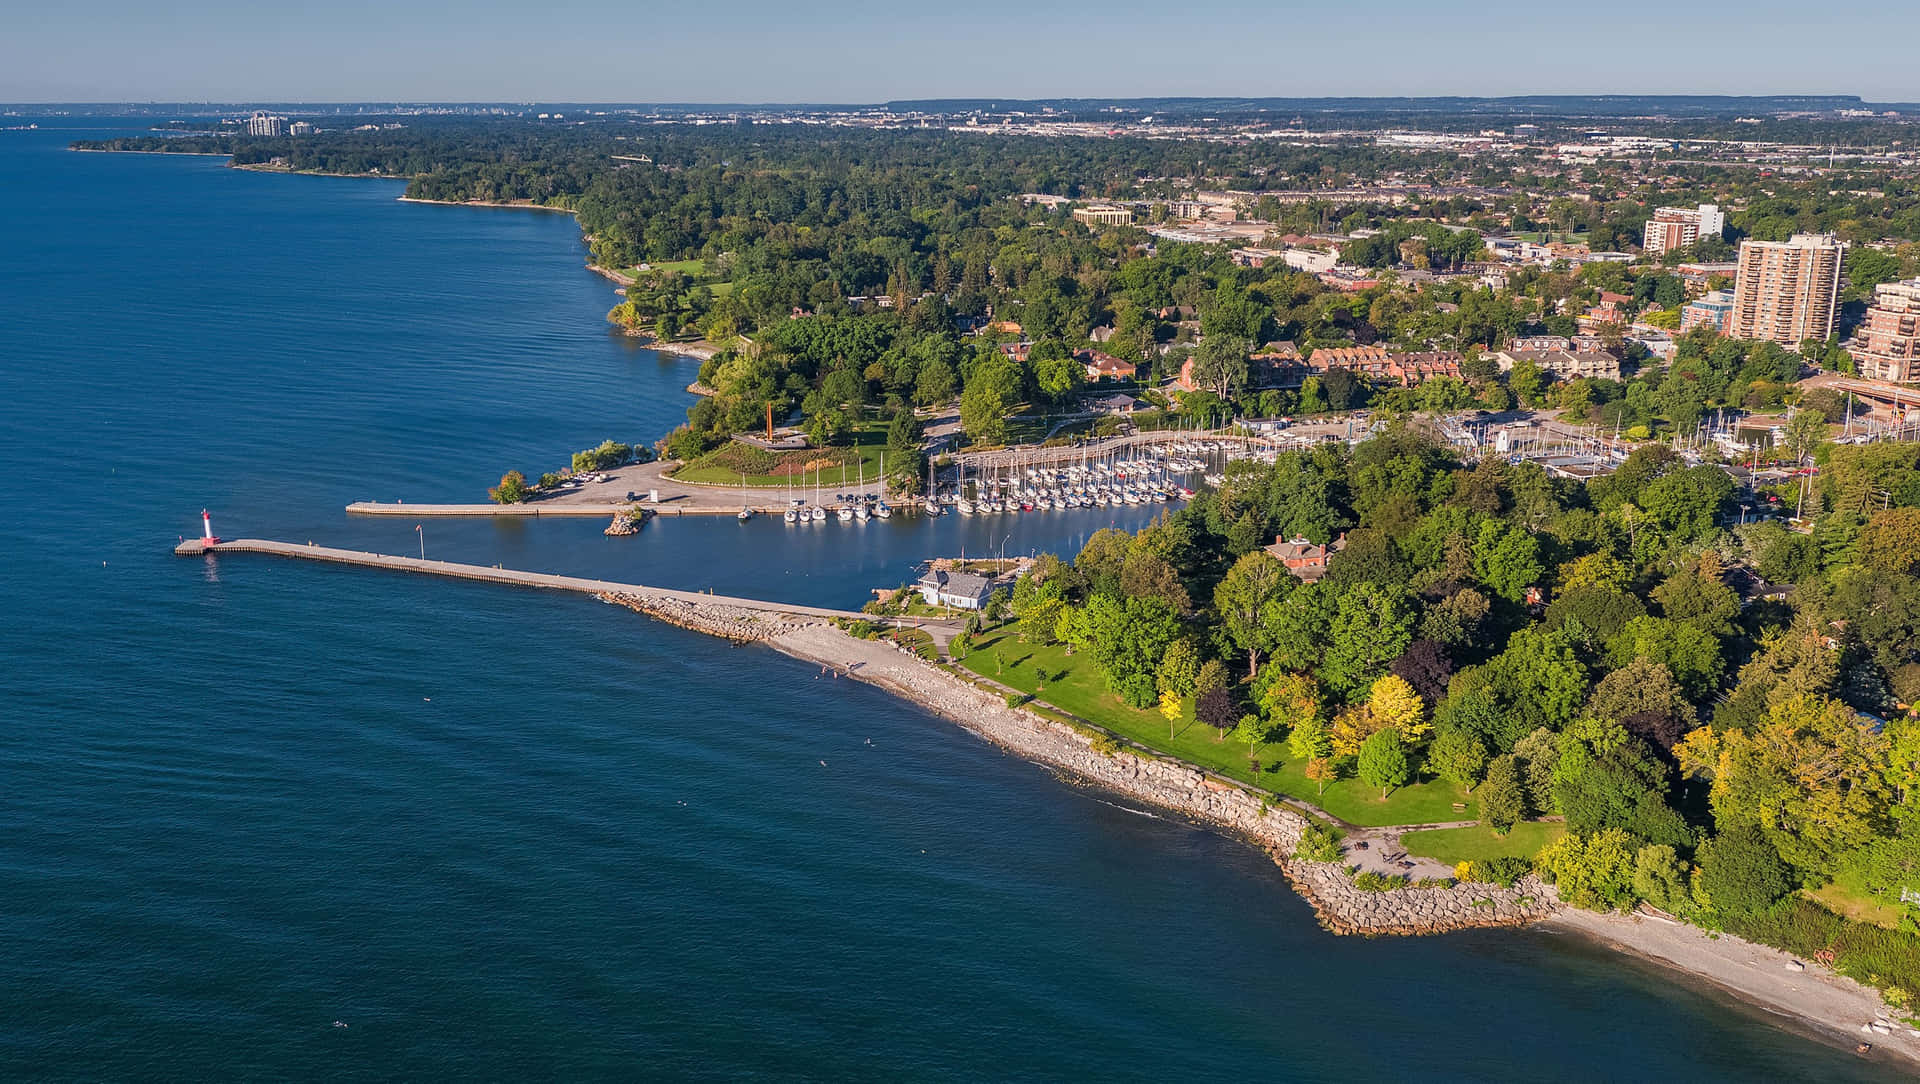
[{"left": 589, "top": 601, "right": 1915, "bottom": 1067}]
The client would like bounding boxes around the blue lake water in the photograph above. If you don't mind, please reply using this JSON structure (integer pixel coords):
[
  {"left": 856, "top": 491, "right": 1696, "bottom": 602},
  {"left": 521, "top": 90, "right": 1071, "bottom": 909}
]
[{"left": 0, "top": 120, "right": 1902, "bottom": 1080}]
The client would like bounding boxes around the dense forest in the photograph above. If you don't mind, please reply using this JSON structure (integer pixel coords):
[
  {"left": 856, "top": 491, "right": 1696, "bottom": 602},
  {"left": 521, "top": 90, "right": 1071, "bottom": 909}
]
[{"left": 960, "top": 430, "right": 1920, "bottom": 1001}]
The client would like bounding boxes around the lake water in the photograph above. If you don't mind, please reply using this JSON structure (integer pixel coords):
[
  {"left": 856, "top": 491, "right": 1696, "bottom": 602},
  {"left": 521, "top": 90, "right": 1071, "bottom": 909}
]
[{"left": 0, "top": 120, "right": 1899, "bottom": 1080}]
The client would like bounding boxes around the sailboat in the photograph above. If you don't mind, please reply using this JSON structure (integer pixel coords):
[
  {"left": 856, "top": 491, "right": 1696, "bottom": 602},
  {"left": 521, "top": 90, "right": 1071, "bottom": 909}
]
[
  {"left": 783, "top": 466, "right": 798, "bottom": 523},
  {"left": 738, "top": 472, "right": 753, "bottom": 520},
  {"left": 853, "top": 457, "right": 870, "bottom": 520},
  {"left": 874, "top": 452, "right": 893, "bottom": 518},
  {"left": 810, "top": 468, "right": 826, "bottom": 521}
]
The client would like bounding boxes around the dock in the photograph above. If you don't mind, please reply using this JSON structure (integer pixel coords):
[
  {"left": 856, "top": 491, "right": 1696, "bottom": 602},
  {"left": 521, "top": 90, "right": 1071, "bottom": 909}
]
[{"left": 171, "top": 537, "right": 953, "bottom": 641}]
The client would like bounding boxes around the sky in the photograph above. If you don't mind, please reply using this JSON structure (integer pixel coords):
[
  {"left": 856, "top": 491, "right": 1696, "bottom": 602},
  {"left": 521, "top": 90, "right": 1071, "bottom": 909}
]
[{"left": 5, "top": 0, "right": 1917, "bottom": 104}]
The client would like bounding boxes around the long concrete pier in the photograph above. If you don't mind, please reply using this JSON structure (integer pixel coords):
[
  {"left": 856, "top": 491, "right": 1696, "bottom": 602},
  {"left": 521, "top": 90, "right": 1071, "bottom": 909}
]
[
  {"left": 346, "top": 501, "right": 632, "bottom": 517},
  {"left": 172, "top": 538, "right": 941, "bottom": 637},
  {"left": 345, "top": 500, "right": 805, "bottom": 518}
]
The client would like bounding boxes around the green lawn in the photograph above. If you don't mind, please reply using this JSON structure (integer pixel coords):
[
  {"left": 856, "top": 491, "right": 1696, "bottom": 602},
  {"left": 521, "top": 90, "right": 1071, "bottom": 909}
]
[
  {"left": 1806, "top": 881, "right": 1905, "bottom": 930},
  {"left": 627, "top": 258, "right": 707, "bottom": 277},
  {"left": 671, "top": 422, "right": 891, "bottom": 488},
  {"left": 1400, "top": 822, "right": 1565, "bottom": 864},
  {"left": 957, "top": 631, "right": 1476, "bottom": 827}
]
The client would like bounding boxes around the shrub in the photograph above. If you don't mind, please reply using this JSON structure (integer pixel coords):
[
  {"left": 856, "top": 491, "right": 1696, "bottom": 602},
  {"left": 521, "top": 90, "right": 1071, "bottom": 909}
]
[
  {"left": 1723, "top": 897, "right": 1920, "bottom": 1000},
  {"left": 1354, "top": 870, "right": 1410, "bottom": 892},
  {"left": 1536, "top": 829, "right": 1639, "bottom": 911},
  {"left": 1296, "top": 824, "right": 1344, "bottom": 863},
  {"left": 571, "top": 439, "right": 636, "bottom": 473},
  {"left": 1466, "top": 856, "right": 1534, "bottom": 888},
  {"left": 1091, "top": 734, "right": 1123, "bottom": 757},
  {"left": 488, "top": 470, "right": 529, "bottom": 504}
]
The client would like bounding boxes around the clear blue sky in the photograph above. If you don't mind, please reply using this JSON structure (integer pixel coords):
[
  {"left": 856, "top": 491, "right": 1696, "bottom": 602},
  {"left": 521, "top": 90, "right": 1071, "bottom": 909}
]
[{"left": 5, "top": 0, "right": 1915, "bottom": 103}]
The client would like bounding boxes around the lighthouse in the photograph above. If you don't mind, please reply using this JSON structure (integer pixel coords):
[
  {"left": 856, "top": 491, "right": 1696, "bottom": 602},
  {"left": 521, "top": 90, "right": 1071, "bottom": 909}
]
[{"left": 201, "top": 510, "right": 221, "bottom": 545}]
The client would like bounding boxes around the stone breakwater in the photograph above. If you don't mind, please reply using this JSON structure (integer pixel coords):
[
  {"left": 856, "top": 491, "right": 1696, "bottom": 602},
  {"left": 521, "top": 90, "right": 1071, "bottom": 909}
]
[
  {"left": 1283, "top": 864, "right": 1560, "bottom": 936},
  {"left": 597, "top": 591, "right": 828, "bottom": 643},
  {"left": 765, "top": 624, "right": 1560, "bottom": 938}
]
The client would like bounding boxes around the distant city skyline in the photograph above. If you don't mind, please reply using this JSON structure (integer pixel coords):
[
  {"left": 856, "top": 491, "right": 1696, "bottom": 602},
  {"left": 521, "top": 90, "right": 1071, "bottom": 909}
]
[{"left": 5, "top": 0, "right": 1918, "bottom": 103}]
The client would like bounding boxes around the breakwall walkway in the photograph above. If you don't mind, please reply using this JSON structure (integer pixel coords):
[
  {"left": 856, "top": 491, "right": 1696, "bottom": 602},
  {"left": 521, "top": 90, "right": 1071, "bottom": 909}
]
[
  {"left": 172, "top": 538, "right": 944, "bottom": 639},
  {"left": 346, "top": 502, "right": 631, "bottom": 517}
]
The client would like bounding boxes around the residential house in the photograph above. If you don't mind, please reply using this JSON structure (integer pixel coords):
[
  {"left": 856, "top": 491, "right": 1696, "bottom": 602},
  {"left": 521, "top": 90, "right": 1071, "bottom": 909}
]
[
  {"left": 1308, "top": 345, "right": 1396, "bottom": 380},
  {"left": 1082, "top": 350, "right": 1139, "bottom": 383},
  {"left": 916, "top": 570, "right": 1002, "bottom": 610},
  {"left": 1490, "top": 348, "right": 1622, "bottom": 381},
  {"left": 1264, "top": 534, "right": 1347, "bottom": 581}
]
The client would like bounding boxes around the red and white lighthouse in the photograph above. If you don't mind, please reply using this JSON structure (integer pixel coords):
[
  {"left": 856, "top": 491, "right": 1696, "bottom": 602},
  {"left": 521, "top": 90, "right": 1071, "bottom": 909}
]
[{"left": 201, "top": 509, "right": 221, "bottom": 545}]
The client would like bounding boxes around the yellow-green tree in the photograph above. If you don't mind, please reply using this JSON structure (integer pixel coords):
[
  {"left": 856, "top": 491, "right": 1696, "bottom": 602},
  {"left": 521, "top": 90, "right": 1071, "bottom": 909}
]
[
  {"left": 1679, "top": 694, "right": 1892, "bottom": 877},
  {"left": 1158, "top": 689, "right": 1183, "bottom": 740},
  {"left": 1367, "top": 673, "right": 1429, "bottom": 743}
]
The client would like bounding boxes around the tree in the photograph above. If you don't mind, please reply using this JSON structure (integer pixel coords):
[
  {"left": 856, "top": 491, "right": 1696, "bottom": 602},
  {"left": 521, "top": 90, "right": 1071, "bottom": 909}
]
[
  {"left": 1430, "top": 728, "right": 1489, "bottom": 793},
  {"left": 1472, "top": 520, "right": 1544, "bottom": 602},
  {"left": 1479, "top": 755, "right": 1525, "bottom": 833},
  {"left": 1585, "top": 658, "right": 1698, "bottom": 752},
  {"left": 1632, "top": 844, "right": 1692, "bottom": 916},
  {"left": 1259, "top": 671, "right": 1322, "bottom": 732},
  {"left": 1289, "top": 716, "right": 1334, "bottom": 763},
  {"left": 488, "top": 470, "right": 529, "bottom": 504},
  {"left": 1331, "top": 705, "right": 1388, "bottom": 759},
  {"left": 1367, "top": 673, "right": 1429, "bottom": 743},
  {"left": 959, "top": 380, "right": 1010, "bottom": 446},
  {"left": 1389, "top": 640, "right": 1453, "bottom": 704},
  {"left": 1159, "top": 689, "right": 1184, "bottom": 738},
  {"left": 1321, "top": 583, "right": 1416, "bottom": 696},
  {"left": 1695, "top": 823, "right": 1790, "bottom": 917},
  {"left": 1858, "top": 507, "right": 1920, "bottom": 575},
  {"left": 1536, "top": 829, "right": 1639, "bottom": 911},
  {"left": 1157, "top": 640, "right": 1201, "bottom": 698},
  {"left": 1234, "top": 713, "right": 1276, "bottom": 767},
  {"left": 1680, "top": 694, "right": 1892, "bottom": 878},
  {"left": 1511, "top": 728, "right": 1562, "bottom": 814},
  {"left": 1193, "top": 658, "right": 1230, "bottom": 698},
  {"left": 1213, "top": 551, "right": 1290, "bottom": 676},
  {"left": 1357, "top": 728, "right": 1410, "bottom": 799},
  {"left": 1483, "top": 628, "right": 1589, "bottom": 734},
  {"left": 1305, "top": 756, "right": 1338, "bottom": 796},
  {"left": 1033, "top": 354, "right": 1084, "bottom": 405},
  {"left": 1187, "top": 335, "right": 1252, "bottom": 399},
  {"left": 1197, "top": 687, "right": 1238, "bottom": 737}
]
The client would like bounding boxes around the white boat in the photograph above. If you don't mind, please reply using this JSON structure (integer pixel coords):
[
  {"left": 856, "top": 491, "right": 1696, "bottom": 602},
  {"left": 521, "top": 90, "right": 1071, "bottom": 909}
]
[
  {"left": 784, "top": 507, "right": 799, "bottom": 524},
  {"left": 811, "top": 505, "right": 827, "bottom": 522},
  {"left": 922, "top": 499, "right": 940, "bottom": 515},
  {"left": 875, "top": 501, "right": 892, "bottom": 519},
  {"left": 739, "top": 507, "right": 753, "bottom": 521},
  {"left": 855, "top": 501, "right": 871, "bottom": 521},
  {"left": 837, "top": 505, "right": 854, "bottom": 522},
  {"left": 957, "top": 499, "right": 975, "bottom": 515}
]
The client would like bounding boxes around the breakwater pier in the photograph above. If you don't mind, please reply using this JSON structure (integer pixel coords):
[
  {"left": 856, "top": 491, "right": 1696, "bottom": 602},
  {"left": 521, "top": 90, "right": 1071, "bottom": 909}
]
[{"left": 173, "top": 537, "right": 951, "bottom": 642}]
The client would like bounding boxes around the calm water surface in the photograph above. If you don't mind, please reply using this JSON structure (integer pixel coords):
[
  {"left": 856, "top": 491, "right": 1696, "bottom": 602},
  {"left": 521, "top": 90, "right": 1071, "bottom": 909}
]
[{"left": 0, "top": 121, "right": 1901, "bottom": 1080}]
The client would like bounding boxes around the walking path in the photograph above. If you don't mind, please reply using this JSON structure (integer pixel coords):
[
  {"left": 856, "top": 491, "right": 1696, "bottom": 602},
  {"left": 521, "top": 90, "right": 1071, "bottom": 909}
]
[{"left": 171, "top": 537, "right": 954, "bottom": 631}]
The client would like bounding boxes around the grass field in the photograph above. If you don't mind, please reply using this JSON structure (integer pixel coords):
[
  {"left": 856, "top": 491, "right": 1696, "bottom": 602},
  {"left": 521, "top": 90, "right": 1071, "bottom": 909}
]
[
  {"left": 671, "top": 423, "right": 890, "bottom": 488},
  {"left": 1400, "top": 822, "right": 1565, "bottom": 864},
  {"left": 957, "top": 631, "right": 1476, "bottom": 827},
  {"left": 1805, "top": 882, "right": 1905, "bottom": 930},
  {"left": 627, "top": 258, "right": 707, "bottom": 277}
]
